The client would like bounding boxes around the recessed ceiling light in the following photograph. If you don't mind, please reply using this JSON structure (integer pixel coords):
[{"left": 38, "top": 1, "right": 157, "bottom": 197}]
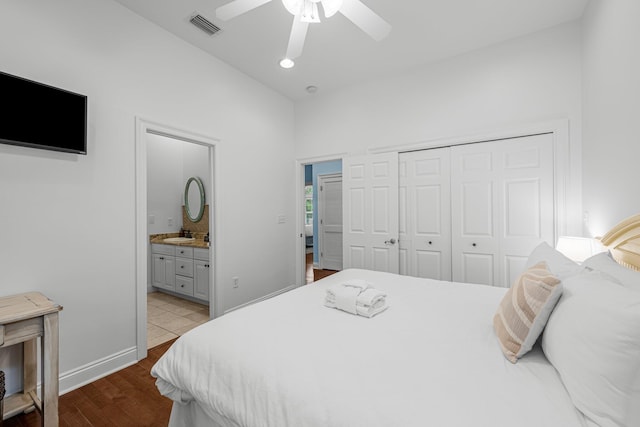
[{"left": 279, "top": 58, "right": 295, "bottom": 69}]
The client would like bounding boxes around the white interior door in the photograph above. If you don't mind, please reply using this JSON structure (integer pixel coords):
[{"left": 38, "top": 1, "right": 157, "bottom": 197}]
[
  {"left": 399, "top": 148, "right": 452, "bottom": 280},
  {"left": 319, "top": 173, "right": 343, "bottom": 270},
  {"left": 451, "top": 134, "right": 555, "bottom": 287},
  {"left": 343, "top": 153, "right": 399, "bottom": 273},
  {"left": 499, "top": 134, "right": 555, "bottom": 286}
]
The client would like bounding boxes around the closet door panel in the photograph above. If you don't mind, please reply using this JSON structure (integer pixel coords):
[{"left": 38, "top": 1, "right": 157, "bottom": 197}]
[
  {"left": 461, "top": 182, "right": 493, "bottom": 237},
  {"left": 416, "top": 251, "right": 442, "bottom": 279},
  {"left": 398, "top": 160, "right": 410, "bottom": 275},
  {"left": 451, "top": 144, "right": 500, "bottom": 285},
  {"left": 452, "top": 133, "right": 555, "bottom": 287},
  {"left": 399, "top": 148, "right": 451, "bottom": 280},
  {"left": 461, "top": 253, "right": 495, "bottom": 286},
  {"left": 499, "top": 134, "right": 555, "bottom": 287},
  {"left": 504, "top": 179, "right": 541, "bottom": 237}
]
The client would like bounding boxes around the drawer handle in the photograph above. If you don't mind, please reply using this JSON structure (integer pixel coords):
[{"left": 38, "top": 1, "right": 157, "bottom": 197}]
[
  {"left": 180, "top": 284, "right": 185, "bottom": 288},
  {"left": 472, "top": 243, "right": 477, "bottom": 247},
  {"left": 159, "top": 257, "right": 164, "bottom": 260},
  {"left": 205, "top": 264, "right": 209, "bottom": 268},
  {"left": 180, "top": 266, "right": 184, "bottom": 269}
]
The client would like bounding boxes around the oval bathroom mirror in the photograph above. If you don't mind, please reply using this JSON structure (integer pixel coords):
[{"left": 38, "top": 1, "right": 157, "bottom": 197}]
[{"left": 185, "top": 176, "right": 205, "bottom": 222}]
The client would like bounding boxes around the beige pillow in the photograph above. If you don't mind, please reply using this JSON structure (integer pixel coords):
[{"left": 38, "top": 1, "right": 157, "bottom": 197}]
[{"left": 493, "top": 262, "right": 562, "bottom": 363}]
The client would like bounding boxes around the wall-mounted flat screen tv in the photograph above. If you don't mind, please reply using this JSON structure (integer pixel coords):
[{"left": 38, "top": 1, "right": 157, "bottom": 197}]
[{"left": 0, "top": 71, "right": 87, "bottom": 155}]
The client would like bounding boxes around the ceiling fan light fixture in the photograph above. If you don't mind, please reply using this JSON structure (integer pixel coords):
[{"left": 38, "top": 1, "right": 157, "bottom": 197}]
[
  {"left": 300, "top": 1, "right": 321, "bottom": 23},
  {"left": 279, "top": 58, "right": 296, "bottom": 68}
]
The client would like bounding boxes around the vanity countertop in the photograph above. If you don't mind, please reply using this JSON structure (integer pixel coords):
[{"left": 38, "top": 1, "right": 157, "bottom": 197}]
[{"left": 149, "top": 233, "right": 210, "bottom": 249}]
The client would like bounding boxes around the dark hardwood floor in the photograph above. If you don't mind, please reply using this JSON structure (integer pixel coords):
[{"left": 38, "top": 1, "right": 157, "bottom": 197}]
[
  {"left": 4, "top": 340, "right": 175, "bottom": 427},
  {"left": 306, "top": 252, "right": 338, "bottom": 283}
]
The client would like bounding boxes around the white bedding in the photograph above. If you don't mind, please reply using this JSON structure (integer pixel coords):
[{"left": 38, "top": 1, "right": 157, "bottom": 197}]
[{"left": 152, "top": 269, "right": 587, "bottom": 427}]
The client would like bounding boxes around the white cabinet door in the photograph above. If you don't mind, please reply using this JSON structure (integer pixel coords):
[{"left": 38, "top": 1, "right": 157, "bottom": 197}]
[
  {"left": 152, "top": 254, "right": 175, "bottom": 290},
  {"left": 319, "top": 173, "right": 343, "bottom": 271},
  {"left": 451, "top": 134, "right": 554, "bottom": 287},
  {"left": 194, "top": 259, "right": 210, "bottom": 301},
  {"left": 399, "top": 148, "right": 452, "bottom": 280},
  {"left": 343, "top": 153, "right": 399, "bottom": 273}
]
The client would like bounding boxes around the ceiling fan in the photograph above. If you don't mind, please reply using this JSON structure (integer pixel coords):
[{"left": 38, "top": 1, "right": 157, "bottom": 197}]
[{"left": 215, "top": 0, "right": 391, "bottom": 67}]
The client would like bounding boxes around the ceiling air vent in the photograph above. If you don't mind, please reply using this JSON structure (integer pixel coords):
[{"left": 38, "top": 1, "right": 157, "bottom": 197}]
[{"left": 190, "top": 13, "right": 221, "bottom": 36}]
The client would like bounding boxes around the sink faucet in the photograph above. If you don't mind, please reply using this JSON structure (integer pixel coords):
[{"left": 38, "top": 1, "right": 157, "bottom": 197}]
[{"left": 184, "top": 229, "right": 192, "bottom": 238}]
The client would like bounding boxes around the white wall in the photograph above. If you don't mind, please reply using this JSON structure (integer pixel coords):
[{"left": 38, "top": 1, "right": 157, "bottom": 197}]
[
  {"left": 147, "top": 134, "right": 185, "bottom": 235},
  {"left": 147, "top": 133, "right": 210, "bottom": 235},
  {"left": 581, "top": 0, "right": 640, "bottom": 237},
  {"left": 0, "top": 0, "right": 296, "bottom": 394},
  {"left": 295, "top": 23, "right": 583, "bottom": 233}
]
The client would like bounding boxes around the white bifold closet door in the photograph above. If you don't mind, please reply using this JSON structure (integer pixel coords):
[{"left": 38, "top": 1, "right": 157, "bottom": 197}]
[
  {"left": 451, "top": 134, "right": 555, "bottom": 287},
  {"left": 399, "top": 148, "right": 452, "bottom": 280},
  {"left": 343, "top": 153, "right": 399, "bottom": 273}
]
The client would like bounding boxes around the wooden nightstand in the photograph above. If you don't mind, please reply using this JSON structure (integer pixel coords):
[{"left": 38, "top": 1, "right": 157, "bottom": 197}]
[{"left": 0, "top": 292, "right": 62, "bottom": 427}]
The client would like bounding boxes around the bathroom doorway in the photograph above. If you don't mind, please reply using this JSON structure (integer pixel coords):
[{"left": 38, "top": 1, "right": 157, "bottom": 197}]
[{"left": 135, "top": 118, "right": 218, "bottom": 360}]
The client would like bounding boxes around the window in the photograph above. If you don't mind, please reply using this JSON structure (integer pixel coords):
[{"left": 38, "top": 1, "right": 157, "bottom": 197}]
[{"left": 305, "top": 185, "right": 313, "bottom": 225}]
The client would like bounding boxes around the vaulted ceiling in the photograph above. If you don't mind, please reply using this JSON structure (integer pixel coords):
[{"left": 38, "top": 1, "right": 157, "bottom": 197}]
[{"left": 114, "top": 0, "right": 589, "bottom": 100}]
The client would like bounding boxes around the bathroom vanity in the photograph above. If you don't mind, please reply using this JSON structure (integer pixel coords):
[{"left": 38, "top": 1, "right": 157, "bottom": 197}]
[
  {"left": 149, "top": 175, "right": 211, "bottom": 303},
  {"left": 151, "top": 242, "right": 210, "bottom": 302}
]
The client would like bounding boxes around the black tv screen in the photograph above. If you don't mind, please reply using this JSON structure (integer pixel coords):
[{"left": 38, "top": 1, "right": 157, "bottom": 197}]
[{"left": 0, "top": 71, "right": 87, "bottom": 155}]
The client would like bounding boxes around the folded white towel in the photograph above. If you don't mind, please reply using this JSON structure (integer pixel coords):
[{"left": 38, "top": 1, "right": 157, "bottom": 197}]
[
  {"left": 332, "top": 285, "right": 360, "bottom": 314},
  {"left": 356, "top": 303, "right": 389, "bottom": 318},
  {"left": 325, "top": 282, "right": 388, "bottom": 318},
  {"left": 325, "top": 288, "right": 387, "bottom": 307},
  {"left": 342, "top": 279, "right": 372, "bottom": 292},
  {"left": 356, "top": 288, "right": 387, "bottom": 309}
]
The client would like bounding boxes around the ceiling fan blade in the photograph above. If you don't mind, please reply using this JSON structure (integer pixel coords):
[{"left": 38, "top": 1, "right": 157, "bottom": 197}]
[
  {"left": 216, "top": 0, "right": 273, "bottom": 21},
  {"left": 339, "top": 0, "right": 391, "bottom": 41},
  {"left": 285, "top": 17, "right": 310, "bottom": 59}
]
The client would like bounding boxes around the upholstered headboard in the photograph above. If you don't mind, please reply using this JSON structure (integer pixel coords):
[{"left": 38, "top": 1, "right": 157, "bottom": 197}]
[{"left": 599, "top": 214, "right": 640, "bottom": 272}]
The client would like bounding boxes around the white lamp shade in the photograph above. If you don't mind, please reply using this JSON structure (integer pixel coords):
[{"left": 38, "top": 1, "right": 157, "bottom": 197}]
[{"left": 556, "top": 236, "right": 603, "bottom": 262}]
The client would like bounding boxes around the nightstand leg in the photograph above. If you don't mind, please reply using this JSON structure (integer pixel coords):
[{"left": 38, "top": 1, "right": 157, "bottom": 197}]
[
  {"left": 41, "top": 313, "right": 59, "bottom": 427},
  {"left": 23, "top": 338, "right": 37, "bottom": 401}
]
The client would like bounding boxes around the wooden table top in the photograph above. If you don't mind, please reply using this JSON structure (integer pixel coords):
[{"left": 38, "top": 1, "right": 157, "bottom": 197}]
[{"left": 0, "top": 292, "right": 62, "bottom": 324}]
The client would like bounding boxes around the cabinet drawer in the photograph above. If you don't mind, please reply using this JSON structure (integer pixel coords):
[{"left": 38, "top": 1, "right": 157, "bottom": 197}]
[
  {"left": 175, "top": 276, "right": 194, "bottom": 296},
  {"left": 175, "top": 258, "right": 194, "bottom": 277},
  {"left": 151, "top": 244, "right": 175, "bottom": 256},
  {"left": 193, "top": 248, "right": 209, "bottom": 261},
  {"left": 175, "top": 246, "right": 194, "bottom": 258}
]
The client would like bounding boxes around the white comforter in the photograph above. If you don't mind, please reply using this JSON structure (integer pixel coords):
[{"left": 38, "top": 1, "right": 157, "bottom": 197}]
[{"left": 152, "top": 269, "right": 587, "bottom": 427}]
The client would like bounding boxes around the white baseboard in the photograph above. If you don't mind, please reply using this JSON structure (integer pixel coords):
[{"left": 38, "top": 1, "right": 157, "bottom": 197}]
[
  {"left": 224, "top": 284, "right": 297, "bottom": 315},
  {"left": 59, "top": 346, "right": 138, "bottom": 394}
]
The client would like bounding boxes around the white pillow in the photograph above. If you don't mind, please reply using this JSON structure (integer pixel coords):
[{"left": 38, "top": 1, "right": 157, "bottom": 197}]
[
  {"left": 583, "top": 251, "right": 640, "bottom": 291},
  {"left": 526, "top": 242, "right": 584, "bottom": 279},
  {"left": 542, "top": 272, "right": 640, "bottom": 427}
]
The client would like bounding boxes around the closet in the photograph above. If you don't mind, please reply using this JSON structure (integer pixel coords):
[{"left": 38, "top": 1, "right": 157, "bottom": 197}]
[{"left": 398, "top": 133, "right": 555, "bottom": 287}]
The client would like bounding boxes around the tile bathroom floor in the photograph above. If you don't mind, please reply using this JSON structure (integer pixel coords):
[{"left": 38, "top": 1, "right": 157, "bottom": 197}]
[{"left": 147, "top": 291, "right": 210, "bottom": 348}]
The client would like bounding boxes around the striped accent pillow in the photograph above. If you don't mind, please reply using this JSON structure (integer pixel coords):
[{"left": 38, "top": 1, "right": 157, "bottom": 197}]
[{"left": 493, "top": 261, "right": 563, "bottom": 363}]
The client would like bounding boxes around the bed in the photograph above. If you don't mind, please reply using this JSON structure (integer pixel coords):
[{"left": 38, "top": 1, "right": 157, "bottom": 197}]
[{"left": 151, "top": 215, "right": 640, "bottom": 427}]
